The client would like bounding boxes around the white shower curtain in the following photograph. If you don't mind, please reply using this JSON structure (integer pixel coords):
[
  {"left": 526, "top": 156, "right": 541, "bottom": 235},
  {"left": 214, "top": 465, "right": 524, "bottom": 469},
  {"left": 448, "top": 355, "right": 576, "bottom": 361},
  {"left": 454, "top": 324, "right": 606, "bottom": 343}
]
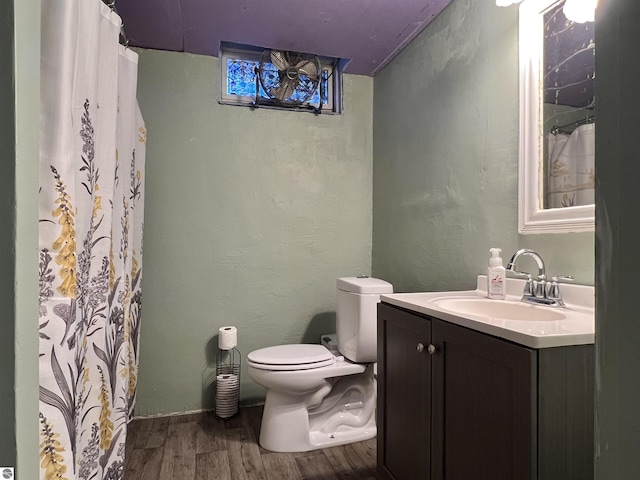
[
  {"left": 547, "top": 123, "right": 595, "bottom": 208},
  {"left": 38, "top": 0, "right": 146, "bottom": 478}
]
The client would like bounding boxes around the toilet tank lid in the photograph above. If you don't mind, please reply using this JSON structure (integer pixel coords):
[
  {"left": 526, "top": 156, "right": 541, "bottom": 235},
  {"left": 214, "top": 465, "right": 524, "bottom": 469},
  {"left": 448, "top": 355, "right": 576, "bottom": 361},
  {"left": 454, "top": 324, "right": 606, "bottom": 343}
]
[{"left": 337, "top": 276, "right": 393, "bottom": 294}]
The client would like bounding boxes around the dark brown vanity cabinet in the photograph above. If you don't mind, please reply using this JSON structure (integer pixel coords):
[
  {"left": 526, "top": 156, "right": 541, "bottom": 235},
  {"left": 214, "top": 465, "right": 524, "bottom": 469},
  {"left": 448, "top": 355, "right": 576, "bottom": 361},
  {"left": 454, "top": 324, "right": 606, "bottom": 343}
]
[{"left": 377, "top": 302, "right": 594, "bottom": 480}]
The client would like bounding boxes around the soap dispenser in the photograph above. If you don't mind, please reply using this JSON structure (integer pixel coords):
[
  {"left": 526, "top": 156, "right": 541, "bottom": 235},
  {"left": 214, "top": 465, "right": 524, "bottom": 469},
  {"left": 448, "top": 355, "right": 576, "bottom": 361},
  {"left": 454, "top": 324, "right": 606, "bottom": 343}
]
[{"left": 487, "top": 248, "right": 506, "bottom": 299}]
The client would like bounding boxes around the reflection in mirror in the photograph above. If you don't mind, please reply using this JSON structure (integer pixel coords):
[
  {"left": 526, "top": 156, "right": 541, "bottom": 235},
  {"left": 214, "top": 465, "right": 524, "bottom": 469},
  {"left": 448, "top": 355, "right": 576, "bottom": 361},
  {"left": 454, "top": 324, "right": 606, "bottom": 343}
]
[
  {"left": 518, "top": 0, "right": 596, "bottom": 234},
  {"left": 543, "top": 0, "right": 595, "bottom": 209}
]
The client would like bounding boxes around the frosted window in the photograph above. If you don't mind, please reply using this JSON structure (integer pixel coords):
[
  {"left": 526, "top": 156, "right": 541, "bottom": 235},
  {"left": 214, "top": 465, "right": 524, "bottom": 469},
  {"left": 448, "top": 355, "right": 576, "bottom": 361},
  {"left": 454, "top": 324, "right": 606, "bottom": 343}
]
[
  {"left": 226, "top": 59, "right": 261, "bottom": 97},
  {"left": 219, "top": 45, "right": 340, "bottom": 113},
  {"left": 226, "top": 59, "right": 328, "bottom": 105}
]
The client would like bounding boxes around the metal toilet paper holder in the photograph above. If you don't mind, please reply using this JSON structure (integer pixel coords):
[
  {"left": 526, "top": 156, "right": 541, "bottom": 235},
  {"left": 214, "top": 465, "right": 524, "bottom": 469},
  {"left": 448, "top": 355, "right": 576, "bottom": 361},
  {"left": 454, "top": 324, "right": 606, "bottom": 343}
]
[{"left": 215, "top": 327, "right": 241, "bottom": 419}]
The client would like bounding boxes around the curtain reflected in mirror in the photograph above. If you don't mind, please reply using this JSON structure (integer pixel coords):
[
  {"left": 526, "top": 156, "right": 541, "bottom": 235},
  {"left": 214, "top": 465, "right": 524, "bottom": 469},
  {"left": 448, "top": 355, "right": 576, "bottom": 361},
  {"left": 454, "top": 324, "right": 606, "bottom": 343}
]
[{"left": 543, "top": 0, "right": 595, "bottom": 209}]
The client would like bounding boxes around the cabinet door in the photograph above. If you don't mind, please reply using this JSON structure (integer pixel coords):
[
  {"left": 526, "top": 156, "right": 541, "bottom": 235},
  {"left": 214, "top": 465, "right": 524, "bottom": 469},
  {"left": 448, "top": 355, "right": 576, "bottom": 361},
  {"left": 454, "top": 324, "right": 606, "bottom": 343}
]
[
  {"left": 377, "top": 304, "right": 432, "bottom": 480},
  {"left": 431, "top": 319, "right": 536, "bottom": 480}
]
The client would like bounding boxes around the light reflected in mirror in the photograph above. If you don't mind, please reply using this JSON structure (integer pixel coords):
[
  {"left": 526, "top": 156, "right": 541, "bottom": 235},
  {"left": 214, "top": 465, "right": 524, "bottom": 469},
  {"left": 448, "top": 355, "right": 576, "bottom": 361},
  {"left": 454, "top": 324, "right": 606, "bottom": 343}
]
[{"left": 518, "top": 0, "right": 596, "bottom": 234}]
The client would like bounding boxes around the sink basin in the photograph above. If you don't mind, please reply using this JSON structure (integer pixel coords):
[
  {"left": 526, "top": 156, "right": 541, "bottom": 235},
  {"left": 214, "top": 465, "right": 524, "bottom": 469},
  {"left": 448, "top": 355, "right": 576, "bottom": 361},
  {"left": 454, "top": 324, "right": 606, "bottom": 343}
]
[
  {"left": 432, "top": 297, "right": 567, "bottom": 322},
  {"left": 379, "top": 276, "right": 594, "bottom": 348}
]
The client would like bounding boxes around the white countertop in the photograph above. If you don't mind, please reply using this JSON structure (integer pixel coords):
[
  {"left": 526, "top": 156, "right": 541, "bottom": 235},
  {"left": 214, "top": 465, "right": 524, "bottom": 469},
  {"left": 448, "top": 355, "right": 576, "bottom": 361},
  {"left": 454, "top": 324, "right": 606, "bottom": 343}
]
[{"left": 380, "top": 276, "right": 594, "bottom": 349}]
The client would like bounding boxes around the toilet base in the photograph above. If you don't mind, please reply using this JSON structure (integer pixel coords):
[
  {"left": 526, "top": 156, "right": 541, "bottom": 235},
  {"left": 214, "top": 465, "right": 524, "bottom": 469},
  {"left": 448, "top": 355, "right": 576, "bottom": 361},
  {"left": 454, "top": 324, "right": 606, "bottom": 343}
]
[
  {"left": 308, "top": 423, "right": 376, "bottom": 450},
  {"left": 259, "top": 406, "right": 376, "bottom": 453},
  {"left": 258, "top": 366, "right": 376, "bottom": 453}
]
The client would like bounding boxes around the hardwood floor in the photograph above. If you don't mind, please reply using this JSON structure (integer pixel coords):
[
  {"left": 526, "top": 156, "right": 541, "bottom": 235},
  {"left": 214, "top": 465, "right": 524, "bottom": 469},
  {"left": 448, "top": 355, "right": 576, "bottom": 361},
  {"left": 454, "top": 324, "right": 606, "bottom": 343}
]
[{"left": 124, "top": 406, "right": 379, "bottom": 480}]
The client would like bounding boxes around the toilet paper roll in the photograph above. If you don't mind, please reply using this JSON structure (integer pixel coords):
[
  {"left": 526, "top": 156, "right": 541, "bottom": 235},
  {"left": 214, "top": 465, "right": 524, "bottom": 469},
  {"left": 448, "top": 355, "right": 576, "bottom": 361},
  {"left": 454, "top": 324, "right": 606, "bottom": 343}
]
[
  {"left": 218, "top": 326, "right": 238, "bottom": 350},
  {"left": 216, "top": 373, "right": 240, "bottom": 418},
  {"left": 216, "top": 374, "right": 240, "bottom": 389}
]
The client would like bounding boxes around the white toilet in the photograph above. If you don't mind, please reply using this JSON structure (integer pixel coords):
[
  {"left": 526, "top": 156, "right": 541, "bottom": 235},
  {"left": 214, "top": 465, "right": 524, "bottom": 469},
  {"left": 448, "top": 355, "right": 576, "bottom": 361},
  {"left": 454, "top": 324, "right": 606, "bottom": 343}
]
[{"left": 247, "top": 276, "right": 393, "bottom": 452}]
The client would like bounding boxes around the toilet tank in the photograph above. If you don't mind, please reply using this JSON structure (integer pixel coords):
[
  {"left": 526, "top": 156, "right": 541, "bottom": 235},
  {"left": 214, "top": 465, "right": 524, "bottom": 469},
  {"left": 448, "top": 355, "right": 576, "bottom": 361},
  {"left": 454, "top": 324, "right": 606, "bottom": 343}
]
[{"left": 336, "top": 276, "right": 393, "bottom": 363}]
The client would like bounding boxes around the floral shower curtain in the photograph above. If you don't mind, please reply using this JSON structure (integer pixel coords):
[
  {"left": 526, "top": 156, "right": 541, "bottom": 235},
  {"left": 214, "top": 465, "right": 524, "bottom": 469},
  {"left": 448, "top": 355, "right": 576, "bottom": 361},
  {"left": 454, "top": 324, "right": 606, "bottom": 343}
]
[{"left": 38, "top": 0, "right": 146, "bottom": 478}]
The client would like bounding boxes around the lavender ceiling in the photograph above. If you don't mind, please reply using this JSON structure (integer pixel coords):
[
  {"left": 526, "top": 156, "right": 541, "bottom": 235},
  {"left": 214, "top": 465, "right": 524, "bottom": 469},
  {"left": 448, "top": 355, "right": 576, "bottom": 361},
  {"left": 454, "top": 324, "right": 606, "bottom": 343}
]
[{"left": 115, "top": 0, "right": 453, "bottom": 76}]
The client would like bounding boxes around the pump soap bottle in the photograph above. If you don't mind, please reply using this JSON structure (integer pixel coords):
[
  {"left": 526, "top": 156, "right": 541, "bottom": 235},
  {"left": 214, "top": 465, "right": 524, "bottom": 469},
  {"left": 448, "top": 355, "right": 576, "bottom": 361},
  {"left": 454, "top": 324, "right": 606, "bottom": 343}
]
[{"left": 487, "top": 248, "right": 506, "bottom": 299}]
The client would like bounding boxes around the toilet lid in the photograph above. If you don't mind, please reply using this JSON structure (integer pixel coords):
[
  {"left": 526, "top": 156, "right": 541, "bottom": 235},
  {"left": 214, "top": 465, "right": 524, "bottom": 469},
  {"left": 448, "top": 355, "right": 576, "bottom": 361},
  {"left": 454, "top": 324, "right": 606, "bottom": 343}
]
[{"left": 247, "top": 344, "right": 335, "bottom": 371}]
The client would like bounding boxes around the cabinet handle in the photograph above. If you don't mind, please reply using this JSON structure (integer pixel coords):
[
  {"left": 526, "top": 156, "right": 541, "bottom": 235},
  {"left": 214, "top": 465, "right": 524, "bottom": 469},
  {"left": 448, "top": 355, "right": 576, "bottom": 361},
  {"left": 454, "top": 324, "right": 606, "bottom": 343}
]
[{"left": 417, "top": 343, "right": 437, "bottom": 354}]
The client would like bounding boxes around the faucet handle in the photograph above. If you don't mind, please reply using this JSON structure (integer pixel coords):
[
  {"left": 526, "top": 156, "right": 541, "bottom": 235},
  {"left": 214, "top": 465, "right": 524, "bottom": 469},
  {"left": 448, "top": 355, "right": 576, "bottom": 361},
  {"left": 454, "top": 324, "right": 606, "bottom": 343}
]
[
  {"left": 523, "top": 275, "right": 535, "bottom": 297},
  {"left": 506, "top": 270, "right": 530, "bottom": 279},
  {"left": 507, "top": 270, "right": 535, "bottom": 296},
  {"left": 548, "top": 275, "right": 574, "bottom": 301},
  {"left": 551, "top": 275, "right": 574, "bottom": 284}
]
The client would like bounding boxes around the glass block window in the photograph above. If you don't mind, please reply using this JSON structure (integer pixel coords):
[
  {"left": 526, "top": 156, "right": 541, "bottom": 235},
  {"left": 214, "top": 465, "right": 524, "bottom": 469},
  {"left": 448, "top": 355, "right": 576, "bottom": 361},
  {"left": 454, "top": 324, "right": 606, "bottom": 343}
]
[
  {"left": 219, "top": 45, "right": 341, "bottom": 113},
  {"left": 226, "top": 59, "right": 262, "bottom": 97}
]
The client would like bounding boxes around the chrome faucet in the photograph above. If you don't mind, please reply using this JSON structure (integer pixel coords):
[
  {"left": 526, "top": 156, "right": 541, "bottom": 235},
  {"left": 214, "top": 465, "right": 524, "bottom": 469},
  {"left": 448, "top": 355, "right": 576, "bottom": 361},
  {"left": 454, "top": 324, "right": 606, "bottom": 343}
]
[
  {"left": 506, "top": 248, "right": 546, "bottom": 277},
  {"left": 506, "top": 249, "right": 572, "bottom": 307}
]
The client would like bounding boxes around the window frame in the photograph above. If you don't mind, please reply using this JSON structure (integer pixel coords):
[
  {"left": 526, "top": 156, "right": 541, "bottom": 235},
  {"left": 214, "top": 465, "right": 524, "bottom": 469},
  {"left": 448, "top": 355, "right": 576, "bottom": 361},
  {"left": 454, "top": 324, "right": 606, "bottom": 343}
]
[{"left": 219, "top": 44, "right": 342, "bottom": 114}]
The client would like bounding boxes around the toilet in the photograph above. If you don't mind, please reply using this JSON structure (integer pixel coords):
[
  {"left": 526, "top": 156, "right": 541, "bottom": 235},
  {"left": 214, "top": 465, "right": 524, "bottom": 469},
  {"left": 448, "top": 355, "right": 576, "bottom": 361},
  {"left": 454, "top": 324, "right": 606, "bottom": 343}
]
[{"left": 247, "top": 276, "right": 393, "bottom": 452}]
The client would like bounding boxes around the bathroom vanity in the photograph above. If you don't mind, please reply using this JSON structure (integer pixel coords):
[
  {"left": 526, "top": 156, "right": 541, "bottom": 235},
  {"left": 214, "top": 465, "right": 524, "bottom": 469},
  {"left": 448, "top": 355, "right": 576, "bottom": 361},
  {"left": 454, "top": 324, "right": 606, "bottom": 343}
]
[{"left": 376, "top": 278, "right": 594, "bottom": 480}]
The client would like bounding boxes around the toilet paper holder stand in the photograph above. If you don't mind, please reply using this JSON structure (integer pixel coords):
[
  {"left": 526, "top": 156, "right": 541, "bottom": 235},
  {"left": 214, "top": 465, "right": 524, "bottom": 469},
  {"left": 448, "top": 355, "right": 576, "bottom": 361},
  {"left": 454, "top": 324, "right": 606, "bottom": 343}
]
[{"left": 215, "top": 346, "right": 241, "bottom": 419}]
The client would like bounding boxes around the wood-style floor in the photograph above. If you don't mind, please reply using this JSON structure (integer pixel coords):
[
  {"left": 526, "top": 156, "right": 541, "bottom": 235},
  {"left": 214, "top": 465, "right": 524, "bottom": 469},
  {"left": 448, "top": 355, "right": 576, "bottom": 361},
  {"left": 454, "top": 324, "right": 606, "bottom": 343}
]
[{"left": 124, "top": 405, "right": 379, "bottom": 480}]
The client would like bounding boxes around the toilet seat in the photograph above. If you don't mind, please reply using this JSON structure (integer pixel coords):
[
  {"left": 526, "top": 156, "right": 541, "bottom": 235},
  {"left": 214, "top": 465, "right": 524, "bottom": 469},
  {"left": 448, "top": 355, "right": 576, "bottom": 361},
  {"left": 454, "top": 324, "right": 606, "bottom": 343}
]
[{"left": 247, "top": 344, "right": 335, "bottom": 371}]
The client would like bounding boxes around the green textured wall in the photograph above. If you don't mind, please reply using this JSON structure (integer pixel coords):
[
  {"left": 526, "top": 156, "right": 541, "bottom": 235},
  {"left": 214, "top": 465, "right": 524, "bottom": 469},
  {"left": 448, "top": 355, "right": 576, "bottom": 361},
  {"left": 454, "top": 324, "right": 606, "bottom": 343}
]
[
  {"left": 0, "top": 0, "right": 17, "bottom": 466},
  {"left": 134, "top": 49, "right": 374, "bottom": 415},
  {"left": 13, "top": 0, "right": 40, "bottom": 476},
  {"left": 372, "top": 0, "right": 594, "bottom": 293}
]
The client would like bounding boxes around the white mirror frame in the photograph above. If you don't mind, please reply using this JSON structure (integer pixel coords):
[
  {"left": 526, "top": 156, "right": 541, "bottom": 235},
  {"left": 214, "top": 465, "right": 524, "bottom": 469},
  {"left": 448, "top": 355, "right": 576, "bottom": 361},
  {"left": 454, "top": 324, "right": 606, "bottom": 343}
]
[{"left": 518, "top": 0, "right": 595, "bottom": 234}]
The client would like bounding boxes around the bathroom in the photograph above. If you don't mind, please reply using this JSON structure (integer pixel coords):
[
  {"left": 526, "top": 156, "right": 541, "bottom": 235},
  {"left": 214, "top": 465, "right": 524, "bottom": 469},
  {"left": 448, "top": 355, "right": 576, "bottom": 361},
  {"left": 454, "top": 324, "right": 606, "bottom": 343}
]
[
  {"left": 3, "top": 0, "right": 640, "bottom": 478},
  {"left": 134, "top": 0, "right": 596, "bottom": 414}
]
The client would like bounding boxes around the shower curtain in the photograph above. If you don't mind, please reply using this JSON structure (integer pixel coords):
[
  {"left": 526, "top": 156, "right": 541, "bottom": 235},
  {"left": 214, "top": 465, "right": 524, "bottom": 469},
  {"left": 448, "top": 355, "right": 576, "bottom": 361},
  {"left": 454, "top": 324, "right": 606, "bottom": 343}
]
[
  {"left": 38, "top": 0, "right": 145, "bottom": 478},
  {"left": 547, "top": 123, "right": 595, "bottom": 208}
]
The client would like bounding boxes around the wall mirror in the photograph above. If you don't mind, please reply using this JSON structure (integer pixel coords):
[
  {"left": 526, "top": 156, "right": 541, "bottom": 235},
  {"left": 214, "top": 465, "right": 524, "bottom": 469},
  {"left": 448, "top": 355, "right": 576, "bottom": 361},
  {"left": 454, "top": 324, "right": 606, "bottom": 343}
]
[{"left": 518, "top": 0, "right": 596, "bottom": 234}]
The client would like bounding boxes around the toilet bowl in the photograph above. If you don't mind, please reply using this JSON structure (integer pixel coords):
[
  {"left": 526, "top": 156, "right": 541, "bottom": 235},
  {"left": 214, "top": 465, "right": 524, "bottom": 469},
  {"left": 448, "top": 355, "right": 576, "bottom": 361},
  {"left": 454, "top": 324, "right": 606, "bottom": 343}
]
[
  {"left": 248, "top": 344, "right": 376, "bottom": 452},
  {"left": 247, "top": 277, "right": 393, "bottom": 452}
]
